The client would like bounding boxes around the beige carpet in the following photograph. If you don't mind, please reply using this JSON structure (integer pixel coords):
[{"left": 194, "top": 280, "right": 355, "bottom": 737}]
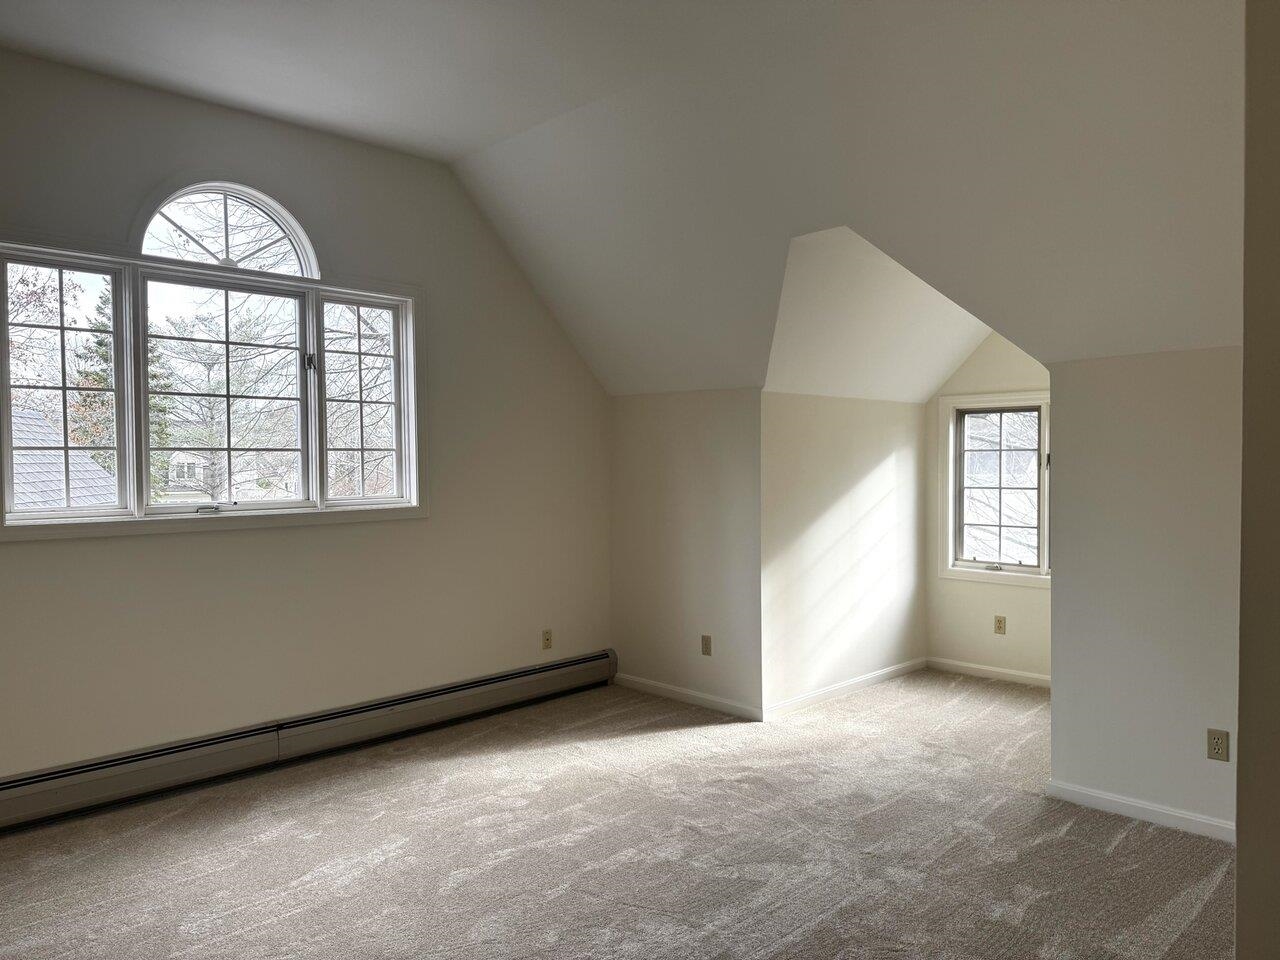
[{"left": 0, "top": 669, "right": 1233, "bottom": 959}]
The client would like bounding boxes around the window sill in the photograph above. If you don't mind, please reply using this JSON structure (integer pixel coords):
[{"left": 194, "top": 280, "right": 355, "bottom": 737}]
[
  {"left": 940, "top": 564, "right": 1051, "bottom": 589},
  {"left": 0, "top": 501, "right": 428, "bottom": 543}
]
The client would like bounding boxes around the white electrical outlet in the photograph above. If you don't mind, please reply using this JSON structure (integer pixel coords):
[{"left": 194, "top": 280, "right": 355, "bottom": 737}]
[
  {"left": 542, "top": 629, "right": 553, "bottom": 651},
  {"left": 994, "top": 615, "right": 1007, "bottom": 636},
  {"left": 1207, "top": 728, "right": 1229, "bottom": 762}
]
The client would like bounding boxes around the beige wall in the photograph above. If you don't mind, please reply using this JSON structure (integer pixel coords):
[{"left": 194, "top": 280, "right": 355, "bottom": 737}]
[
  {"left": 1240, "top": 0, "right": 1280, "bottom": 950},
  {"left": 925, "top": 334, "right": 1052, "bottom": 680},
  {"left": 761, "top": 392, "right": 926, "bottom": 711},
  {"left": 1048, "top": 347, "right": 1240, "bottom": 830},
  {"left": 610, "top": 389, "right": 762, "bottom": 715},
  {"left": 0, "top": 51, "right": 611, "bottom": 777}
]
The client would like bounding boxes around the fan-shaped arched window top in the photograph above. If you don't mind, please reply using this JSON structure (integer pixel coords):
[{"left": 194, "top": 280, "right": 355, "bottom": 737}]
[{"left": 142, "top": 183, "right": 319, "bottom": 278}]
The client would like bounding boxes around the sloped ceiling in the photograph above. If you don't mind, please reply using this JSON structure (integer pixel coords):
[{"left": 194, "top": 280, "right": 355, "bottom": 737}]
[
  {"left": 766, "top": 228, "right": 990, "bottom": 403},
  {"left": 0, "top": 1, "right": 1244, "bottom": 396}
]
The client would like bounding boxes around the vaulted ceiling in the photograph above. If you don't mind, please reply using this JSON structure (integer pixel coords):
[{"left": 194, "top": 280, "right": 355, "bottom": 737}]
[{"left": 0, "top": 1, "right": 1244, "bottom": 396}]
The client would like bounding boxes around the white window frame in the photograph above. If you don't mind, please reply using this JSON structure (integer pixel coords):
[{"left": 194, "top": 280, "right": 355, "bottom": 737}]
[
  {"left": 937, "top": 391, "right": 1050, "bottom": 588},
  {"left": 0, "top": 240, "right": 423, "bottom": 542}
]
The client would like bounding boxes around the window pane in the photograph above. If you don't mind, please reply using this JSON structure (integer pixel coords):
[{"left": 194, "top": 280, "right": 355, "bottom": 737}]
[
  {"left": 359, "top": 307, "right": 393, "bottom": 355},
  {"left": 1001, "top": 527, "right": 1039, "bottom": 565},
  {"left": 63, "top": 271, "right": 113, "bottom": 330},
  {"left": 67, "top": 391, "right": 115, "bottom": 447},
  {"left": 326, "top": 400, "right": 361, "bottom": 448},
  {"left": 231, "top": 451, "right": 301, "bottom": 500},
  {"left": 150, "top": 451, "right": 226, "bottom": 502},
  {"left": 321, "top": 299, "right": 403, "bottom": 504},
  {"left": 323, "top": 303, "right": 358, "bottom": 352},
  {"left": 230, "top": 398, "right": 299, "bottom": 449},
  {"left": 142, "top": 214, "right": 219, "bottom": 266},
  {"left": 147, "top": 282, "right": 225, "bottom": 341},
  {"left": 69, "top": 449, "right": 118, "bottom": 506},
  {"left": 155, "top": 192, "right": 226, "bottom": 260},
  {"left": 1001, "top": 489, "right": 1038, "bottom": 527},
  {"left": 149, "top": 338, "right": 227, "bottom": 395},
  {"left": 1001, "top": 410, "right": 1039, "bottom": 449},
  {"left": 963, "top": 412, "right": 1000, "bottom": 450},
  {"left": 363, "top": 451, "right": 395, "bottom": 498},
  {"left": 8, "top": 325, "right": 61, "bottom": 386},
  {"left": 10, "top": 389, "right": 63, "bottom": 446},
  {"left": 225, "top": 198, "right": 282, "bottom": 264},
  {"left": 229, "top": 345, "right": 298, "bottom": 398},
  {"left": 361, "top": 355, "right": 393, "bottom": 403},
  {"left": 1002, "top": 450, "right": 1038, "bottom": 488},
  {"left": 962, "top": 525, "right": 999, "bottom": 562},
  {"left": 324, "top": 352, "right": 359, "bottom": 401},
  {"left": 363, "top": 403, "right": 395, "bottom": 449},
  {"left": 225, "top": 197, "right": 302, "bottom": 276},
  {"left": 150, "top": 394, "right": 227, "bottom": 448},
  {"left": 6, "top": 264, "right": 60, "bottom": 326},
  {"left": 228, "top": 292, "right": 298, "bottom": 347},
  {"left": 64, "top": 331, "right": 114, "bottom": 388},
  {"left": 327, "top": 449, "right": 361, "bottom": 498},
  {"left": 963, "top": 488, "right": 1000, "bottom": 526},
  {"left": 143, "top": 190, "right": 309, "bottom": 277},
  {"left": 236, "top": 238, "right": 301, "bottom": 276},
  {"left": 12, "top": 450, "right": 65, "bottom": 510},
  {"left": 963, "top": 451, "right": 998, "bottom": 487}
]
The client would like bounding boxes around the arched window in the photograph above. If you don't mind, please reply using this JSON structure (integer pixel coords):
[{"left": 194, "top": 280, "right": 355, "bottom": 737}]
[
  {"left": 141, "top": 183, "right": 319, "bottom": 278},
  {"left": 0, "top": 182, "right": 418, "bottom": 537}
]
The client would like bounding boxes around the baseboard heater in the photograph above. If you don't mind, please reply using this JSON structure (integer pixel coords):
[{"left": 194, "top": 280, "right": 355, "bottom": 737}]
[{"left": 0, "top": 648, "right": 617, "bottom": 831}]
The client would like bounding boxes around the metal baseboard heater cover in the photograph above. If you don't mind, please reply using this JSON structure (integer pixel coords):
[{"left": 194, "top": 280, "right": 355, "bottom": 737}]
[{"left": 0, "top": 649, "right": 617, "bottom": 831}]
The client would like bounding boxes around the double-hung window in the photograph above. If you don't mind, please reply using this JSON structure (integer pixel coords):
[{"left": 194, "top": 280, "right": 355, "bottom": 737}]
[
  {"left": 940, "top": 393, "right": 1049, "bottom": 583},
  {"left": 1, "top": 183, "right": 419, "bottom": 537}
]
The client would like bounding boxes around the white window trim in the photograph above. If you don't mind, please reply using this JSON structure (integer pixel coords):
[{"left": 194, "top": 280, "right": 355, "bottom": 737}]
[
  {"left": 0, "top": 240, "right": 425, "bottom": 542},
  {"left": 937, "top": 390, "right": 1050, "bottom": 589}
]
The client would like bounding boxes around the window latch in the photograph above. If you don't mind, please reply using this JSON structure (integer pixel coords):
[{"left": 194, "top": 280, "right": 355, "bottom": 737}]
[
  {"left": 196, "top": 504, "right": 221, "bottom": 515},
  {"left": 985, "top": 563, "right": 1004, "bottom": 572},
  {"left": 305, "top": 353, "right": 317, "bottom": 371}
]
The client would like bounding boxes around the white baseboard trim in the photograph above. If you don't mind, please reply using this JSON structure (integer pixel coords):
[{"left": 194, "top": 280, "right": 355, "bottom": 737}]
[
  {"left": 1046, "top": 779, "right": 1235, "bottom": 843},
  {"left": 763, "top": 658, "right": 927, "bottom": 720},
  {"left": 613, "top": 674, "right": 764, "bottom": 721},
  {"left": 927, "top": 657, "right": 1050, "bottom": 688}
]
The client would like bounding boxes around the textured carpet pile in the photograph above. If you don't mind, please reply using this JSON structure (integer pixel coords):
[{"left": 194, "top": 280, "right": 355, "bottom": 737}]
[{"left": 0, "top": 670, "right": 1234, "bottom": 958}]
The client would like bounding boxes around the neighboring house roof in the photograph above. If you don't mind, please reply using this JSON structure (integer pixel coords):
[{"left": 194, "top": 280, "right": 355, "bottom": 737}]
[{"left": 10, "top": 409, "right": 117, "bottom": 509}]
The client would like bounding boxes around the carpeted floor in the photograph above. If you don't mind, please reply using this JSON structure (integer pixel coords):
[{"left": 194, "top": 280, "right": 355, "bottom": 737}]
[{"left": 0, "top": 670, "right": 1234, "bottom": 959}]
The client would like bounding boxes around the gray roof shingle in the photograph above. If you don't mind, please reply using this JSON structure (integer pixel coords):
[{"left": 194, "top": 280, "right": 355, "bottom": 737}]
[{"left": 10, "top": 408, "right": 118, "bottom": 509}]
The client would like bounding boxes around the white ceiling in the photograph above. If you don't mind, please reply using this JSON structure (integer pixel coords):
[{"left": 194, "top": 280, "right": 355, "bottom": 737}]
[
  {"left": 766, "top": 228, "right": 990, "bottom": 403},
  {"left": 0, "top": 1, "right": 1244, "bottom": 396},
  {"left": 0, "top": 0, "right": 800, "bottom": 159}
]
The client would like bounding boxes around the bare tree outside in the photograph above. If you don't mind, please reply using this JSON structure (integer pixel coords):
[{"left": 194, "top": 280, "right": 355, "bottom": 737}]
[
  {"left": 142, "top": 190, "right": 303, "bottom": 276},
  {"left": 6, "top": 263, "right": 120, "bottom": 509},
  {"left": 146, "top": 281, "right": 302, "bottom": 503}
]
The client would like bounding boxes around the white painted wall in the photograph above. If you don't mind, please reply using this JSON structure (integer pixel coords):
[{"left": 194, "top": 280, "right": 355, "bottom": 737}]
[
  {"left": 925, "top": 334, "right": 1052, "bottom": 681},
  {"left": 765, "top": 228, "right": 989, "bottom": 403},
  {"left": 761, "top": 392, "right": 926, "bottom": 713},
  {"left": 1049, "top": 347, "right": 1241, "bottom": 831},
  {"left": 0, "top": 51, "right": 612, "bottom": 778},
  {"left": 610, "top": 389, "right": 763, "bottom": 716}
]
